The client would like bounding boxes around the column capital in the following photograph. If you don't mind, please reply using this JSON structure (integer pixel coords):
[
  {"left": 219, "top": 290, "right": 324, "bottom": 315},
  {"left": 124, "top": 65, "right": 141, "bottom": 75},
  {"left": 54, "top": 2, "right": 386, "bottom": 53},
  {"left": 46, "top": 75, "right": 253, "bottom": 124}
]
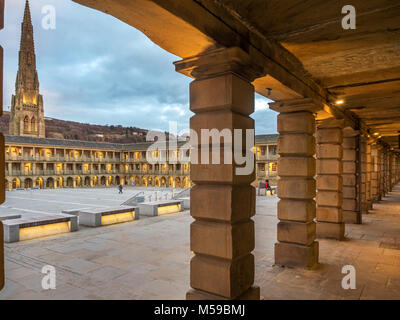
[
  {"left": 174, "top": 47, "right": 265, "bottom": 82},
  {"left": 269, "top": 98, "right": 324, "bottom": 114}
]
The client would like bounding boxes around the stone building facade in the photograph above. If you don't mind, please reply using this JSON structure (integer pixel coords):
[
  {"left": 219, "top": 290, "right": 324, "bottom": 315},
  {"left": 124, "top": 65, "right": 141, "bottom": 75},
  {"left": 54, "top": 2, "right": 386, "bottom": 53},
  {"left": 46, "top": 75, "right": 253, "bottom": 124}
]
[{"left": 4, "top": 134, "right": 277, "bottom": 190}]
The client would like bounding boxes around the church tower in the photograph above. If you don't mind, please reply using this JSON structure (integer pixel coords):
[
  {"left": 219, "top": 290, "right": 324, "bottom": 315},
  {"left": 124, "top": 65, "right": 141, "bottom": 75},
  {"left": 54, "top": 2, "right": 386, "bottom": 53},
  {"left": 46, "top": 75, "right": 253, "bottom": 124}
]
[{"left": 9, "top": 0, "right": 45, "bottom": 138}]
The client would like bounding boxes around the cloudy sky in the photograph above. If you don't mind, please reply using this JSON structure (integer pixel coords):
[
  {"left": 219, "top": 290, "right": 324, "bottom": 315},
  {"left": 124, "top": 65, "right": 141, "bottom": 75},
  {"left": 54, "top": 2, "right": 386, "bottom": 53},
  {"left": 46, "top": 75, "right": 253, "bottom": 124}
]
[{"left": 0, "top": 0, "right": 277, "bottom": 134}]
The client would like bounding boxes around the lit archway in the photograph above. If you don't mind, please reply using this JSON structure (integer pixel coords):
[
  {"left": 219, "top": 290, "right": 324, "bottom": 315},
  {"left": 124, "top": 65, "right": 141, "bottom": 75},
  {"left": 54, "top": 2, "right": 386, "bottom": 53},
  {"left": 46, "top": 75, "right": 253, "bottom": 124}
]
[
  {"left": 36, "top": 177, "right": 43, "bottom": 189},
  {"left": 46, "top": 177, "right": 54, "bottom": 189}
]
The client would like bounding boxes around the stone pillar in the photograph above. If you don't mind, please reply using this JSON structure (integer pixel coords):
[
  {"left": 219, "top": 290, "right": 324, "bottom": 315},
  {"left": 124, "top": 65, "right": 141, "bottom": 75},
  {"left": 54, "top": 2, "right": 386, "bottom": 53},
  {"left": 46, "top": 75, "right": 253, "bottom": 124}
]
[
  {"left": 270, "top": 99, "right": 321, "bottom": 269},
  {"left": 342, "top": 128, "right": 361, "bottom": 224},
  {"left": 366, "top": 142, "right": 373, "bottom": 210},
  {"left": 0, "top": 0, "right": 4, "bottom": 292},
  {"left": 388, "top": 152, "right": 393, "bottom": 192},
  {"left": 371, "top": 145, "right": 379, "bottom": 202},
  {"left": 380, "top": 146, "right": 386, "bottom": 199},
  {"left": 360, "top": 138, "right": 368, "bottom": 214},
  {"left": 316, "top": 119, "right": 345, "bottom": 240},
  {"left": 175, "top": 48, "right": 264, "bottom": 300}
]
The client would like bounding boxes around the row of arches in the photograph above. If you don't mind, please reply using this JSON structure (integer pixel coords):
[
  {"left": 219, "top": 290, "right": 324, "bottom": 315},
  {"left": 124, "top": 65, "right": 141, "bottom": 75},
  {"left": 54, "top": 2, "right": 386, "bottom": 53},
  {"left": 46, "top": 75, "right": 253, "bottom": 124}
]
[{"left": 6, "top": 175, "right": 191, "bottom": 190}]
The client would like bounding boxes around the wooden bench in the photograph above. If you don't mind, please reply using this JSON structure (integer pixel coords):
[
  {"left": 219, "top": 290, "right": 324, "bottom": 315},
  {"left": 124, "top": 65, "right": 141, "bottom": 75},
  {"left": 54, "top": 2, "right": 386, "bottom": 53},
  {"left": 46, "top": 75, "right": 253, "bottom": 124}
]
[
  {"left": 138, "top": 200, "right": 183, "bottom": 217},
  {"left": 79, "top": 206, "right": 139, "bottom": 227},
  {"left": 2, "top": 214, "right": 78, "bottom": 243}
]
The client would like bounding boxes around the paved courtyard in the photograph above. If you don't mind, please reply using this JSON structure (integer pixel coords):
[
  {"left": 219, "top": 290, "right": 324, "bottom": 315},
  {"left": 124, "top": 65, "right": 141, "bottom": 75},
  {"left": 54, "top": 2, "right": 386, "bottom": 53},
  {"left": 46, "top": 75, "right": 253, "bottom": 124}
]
[{"left": 1, "top": 186, "right": 400, "bottom": 299}]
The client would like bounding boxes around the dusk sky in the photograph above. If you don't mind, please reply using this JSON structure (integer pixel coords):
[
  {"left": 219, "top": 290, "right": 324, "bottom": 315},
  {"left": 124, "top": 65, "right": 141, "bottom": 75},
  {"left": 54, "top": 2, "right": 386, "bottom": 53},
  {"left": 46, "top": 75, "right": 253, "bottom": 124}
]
[{"left": 0, "top": 0, "right": 277, "bottom": 134}]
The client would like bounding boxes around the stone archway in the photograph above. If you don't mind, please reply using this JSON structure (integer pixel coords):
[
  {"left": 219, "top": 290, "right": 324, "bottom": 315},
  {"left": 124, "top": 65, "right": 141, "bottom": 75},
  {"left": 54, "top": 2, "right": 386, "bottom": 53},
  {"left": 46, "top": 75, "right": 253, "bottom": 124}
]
[
  {"left": 24, "top": 178, "right": 33, "bottom": 188},
  {"left": 76, "top": 176, "right": 82, "bottom": 187},
  {"left": 142, "top": 176, "right": 148, "bottom": 187},
  {"left": 36, "top": 177, "right": 43, "bottom": 189},
  {"left": 100, "top": 176, "right": 106, "bottom": 186},
  {"left": 46, "top": 177, "right": 54, "bottom": 189},
  {"left": 168, "top": 176, "right": 174, "bottom": 188},
  {"left": 84, "top": 176, "right": 91, "bottom": 187},
  {"left": 56, "top": 177, "right": 63, "bottom": 188},
  {"left": 175, "top": 177, "right": 181, "bottom": 188},
  {"left": 66, "top": 177, "right": 74, "bottom": 188},
  {"left": 12, "top": 178, "right": 21, "bottom": 189}
]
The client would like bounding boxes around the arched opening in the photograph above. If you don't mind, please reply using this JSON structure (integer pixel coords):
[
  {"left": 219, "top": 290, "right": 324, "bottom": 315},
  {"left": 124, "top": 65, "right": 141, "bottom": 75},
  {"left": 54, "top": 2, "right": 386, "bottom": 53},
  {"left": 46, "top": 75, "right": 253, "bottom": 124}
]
[
  {"left": 155, "top": 177, "right": 161, "bottom": 187},
  {"left": 24, "top": 178, "right": 33, "bottom": 188},
  {"left": 175, "top": 177, "right": 181, "bottom": 188},
  {"left": 107, "top": 176, "right": 113, "bottom": 186},
  {"left": 135, "top": 176, "right": 140, "bottom": 186},
  {"left": 168, "top": 177, "right": 174, "bottom": 188},
  {"left": 116, "top": 176, "right": 120, "bottom": 185},
  {"left": 46, "top": 177, "right": 54, "bottom": 189},
  {"left": 100, "top": 176, "right": 106, "bottom": 186},
  {"left": 84, "top": 176, "right": 91, "bottom": 187},
  {"left": 161, "top": 176, "right": 166, "bottom": 187},
  {"left": 93, "top": 176, "right": 98, "bottom": 186},
  {"left": 66, "top": 177, "right": 74, "bottom": 188},
  {"left": 76, "top": 176, "right": 82, "bottom": 187},
  {"left": 148, "top": 176, "right": 153, "bottom": 186},
  {"left": 23, "top": 115, "right": 29, "bottom": 132},
  {"left": 12, "top": 178, "right": 21, "bottom": 189},
  {"left": 183, "top": 177, "right": 190, "bottom": 188},
  {"left": 36, "top": 177, "right": 43, "bottom": 189},
  {"left": 142, "top": 176, "right": 148, "bottom": 187},
  {"left": 31, "top": 116, "right": 37, "bottom": 132},
  {"left": 56, "top": 177, "right": 63, "bottom": 188}
]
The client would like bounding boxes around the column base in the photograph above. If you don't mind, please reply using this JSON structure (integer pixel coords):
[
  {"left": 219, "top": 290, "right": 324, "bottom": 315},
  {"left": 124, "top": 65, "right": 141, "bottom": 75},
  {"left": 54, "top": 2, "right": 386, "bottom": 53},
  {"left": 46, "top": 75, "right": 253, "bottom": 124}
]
[
  {"left": 343, "top": 211, "right": 361, "bottom": 224},
  {"left": 274, "top": 241, "right": 318, "bottom": 269},
  {"left": 316, "top": 222, "right": 345, "bottom": 240},
  {"left": 187, "top": 286, "right": 260, "bottom": 300}
]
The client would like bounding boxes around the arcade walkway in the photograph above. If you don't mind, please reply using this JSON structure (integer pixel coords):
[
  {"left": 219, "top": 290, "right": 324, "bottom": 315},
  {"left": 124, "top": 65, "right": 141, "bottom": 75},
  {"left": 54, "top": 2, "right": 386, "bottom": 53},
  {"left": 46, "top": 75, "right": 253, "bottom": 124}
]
[{"left": 0, "top": 186, "right": 400, "bottom": 300}]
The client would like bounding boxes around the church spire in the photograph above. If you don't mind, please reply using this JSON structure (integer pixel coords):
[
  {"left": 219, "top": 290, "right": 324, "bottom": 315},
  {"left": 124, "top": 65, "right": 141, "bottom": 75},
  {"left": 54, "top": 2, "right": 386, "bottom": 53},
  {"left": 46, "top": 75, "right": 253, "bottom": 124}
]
[
  {"left": 10, "top": 1, "right": 46, "bottom": 138},
  {"left": 16, "top": 0, "right": 38, "bottom": 99}
]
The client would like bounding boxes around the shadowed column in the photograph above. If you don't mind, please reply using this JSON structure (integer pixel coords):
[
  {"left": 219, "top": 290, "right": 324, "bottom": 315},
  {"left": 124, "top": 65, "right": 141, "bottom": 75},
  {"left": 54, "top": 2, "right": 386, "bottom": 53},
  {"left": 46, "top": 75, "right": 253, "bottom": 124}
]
[
  {"left": 366, "top": 142, "right": 373, "bottom": 210},
  {"left": 342, "top": 128, "right": 361, "bottom": 224},
  {"left": 360, "top": 138, "right": 368, "bottom": 214},
  {"left": 371, "top": 145, "right": 379, "bottom": 203},
  {"left": 270, "top": 99, "right": 322, "bottom": 269},
  {"left": 316, "top": 119, "right": 345, "bottom": 240},
  {"left": 175, "top": 47, "right": 264, "bottom": 300}
]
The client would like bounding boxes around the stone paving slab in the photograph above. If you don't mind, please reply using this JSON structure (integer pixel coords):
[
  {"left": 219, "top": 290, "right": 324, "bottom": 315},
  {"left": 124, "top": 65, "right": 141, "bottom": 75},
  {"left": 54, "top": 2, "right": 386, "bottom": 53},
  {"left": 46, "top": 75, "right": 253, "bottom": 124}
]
[{"left": 0, "top": 186, "right": 400, "bottom": 299}]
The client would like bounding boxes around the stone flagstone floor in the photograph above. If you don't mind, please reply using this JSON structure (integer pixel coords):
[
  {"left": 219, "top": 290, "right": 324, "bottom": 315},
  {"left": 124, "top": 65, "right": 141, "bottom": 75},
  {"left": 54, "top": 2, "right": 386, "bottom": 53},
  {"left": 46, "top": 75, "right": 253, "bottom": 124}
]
[{"left": 1, "top": 185, "right": 400, "bottom": 299}]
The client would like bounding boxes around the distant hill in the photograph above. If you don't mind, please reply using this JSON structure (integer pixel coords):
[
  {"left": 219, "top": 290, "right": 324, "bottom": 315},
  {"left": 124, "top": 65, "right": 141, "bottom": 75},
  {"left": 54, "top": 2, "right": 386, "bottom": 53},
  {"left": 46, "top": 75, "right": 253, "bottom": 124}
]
[{"left": 0, "top": 112, "right": 151, "bottom": 144}]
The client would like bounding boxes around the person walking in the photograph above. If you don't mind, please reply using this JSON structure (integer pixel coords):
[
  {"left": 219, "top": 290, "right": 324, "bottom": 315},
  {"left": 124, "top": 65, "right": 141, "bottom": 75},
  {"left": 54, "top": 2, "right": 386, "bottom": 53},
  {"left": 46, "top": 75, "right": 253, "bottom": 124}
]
[
  {"left": 118, "top": 184, "right": 123, "bottom": 194},
  {"left": 265, "top": 179, "right": 273, "bottom": 195}
]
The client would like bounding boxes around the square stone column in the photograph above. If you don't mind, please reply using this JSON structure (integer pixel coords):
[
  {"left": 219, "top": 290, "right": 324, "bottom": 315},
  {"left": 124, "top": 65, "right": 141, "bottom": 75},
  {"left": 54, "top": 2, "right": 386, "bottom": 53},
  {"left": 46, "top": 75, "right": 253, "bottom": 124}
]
[
  {"left": 366, "top": 143, "right": 373, "bottom": 210},
  {"left": 371, "top": 145, "right": 380, "bottom": 202},
  {"left": 380, "top": 146, "right": 386, "bottom": 199},
  {"left": 270, "top": 99, "right": 322, "bottom": 269},
  {"left": 342, "top": 128, "right": 361, "bottom": 224},
  {"left": 316, "top": 119, "right": 345, "bottom": 240},
  {"left": 360, "top": 138, "right": 368, "bottom": 214},
  {"left": 175, "top": 47, "right": 264, "bottom": 300}
]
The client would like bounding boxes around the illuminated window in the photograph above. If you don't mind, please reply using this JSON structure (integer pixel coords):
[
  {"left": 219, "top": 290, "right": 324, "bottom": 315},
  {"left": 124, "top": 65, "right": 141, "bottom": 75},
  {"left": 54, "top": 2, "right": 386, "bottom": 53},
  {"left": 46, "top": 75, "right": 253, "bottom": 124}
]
[{"left": 24, "top": 116, "right": 29, "bottom": 132}]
